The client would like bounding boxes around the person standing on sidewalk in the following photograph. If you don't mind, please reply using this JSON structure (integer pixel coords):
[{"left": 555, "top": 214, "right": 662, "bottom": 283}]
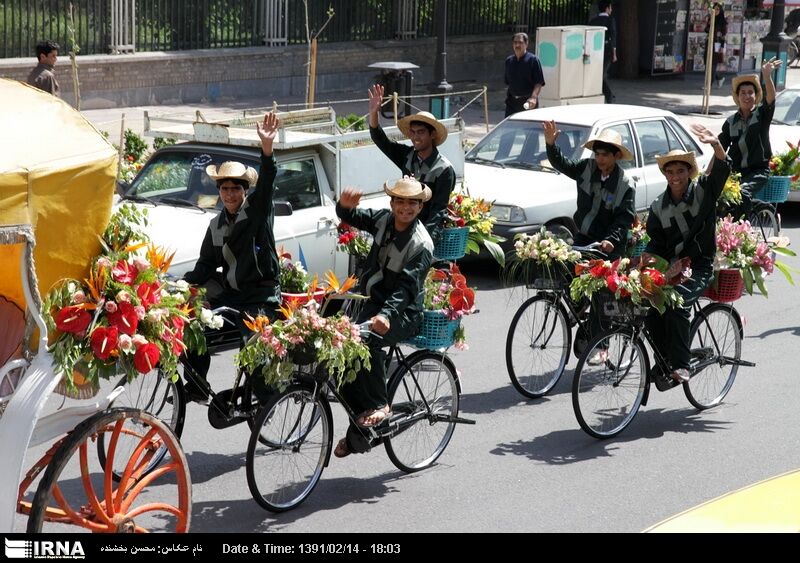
[
  {"left": 589, "top": 0, "right": 616, "bottom": 104},
  {"left": 717, "top": 57, "right": 782, "bottom": 218},
  {"left": 504, "top": 32, "right": 545, "bottom": 117},
  {"left": 367, "top": 83, "right": 456, "bottom": 243},
  {"left": 705, "top": 3, "right": 728, "bottom": 88},
  {"left": 27, "top": 40, "right": 60, "bottom": 97}
]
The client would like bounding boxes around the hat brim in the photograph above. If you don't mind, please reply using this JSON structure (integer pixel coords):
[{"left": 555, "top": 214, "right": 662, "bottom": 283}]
[
  {"left": 397, "top": 115, "right": 448, "bottom": 146},
  {"left": 583, "top": 137, "right": 634, "bottom": 161},
  {"left": 731, "top": 75, "right": 763, "bottom": 106},
  {"left": 206, "top": 164, "right": 258, "bottom": 187},
  {"left": 656, "top": 153, "right": 699, "bottom": 178},
  {"left": 383, "top": 180, "right": 433, "bottom": 202}
]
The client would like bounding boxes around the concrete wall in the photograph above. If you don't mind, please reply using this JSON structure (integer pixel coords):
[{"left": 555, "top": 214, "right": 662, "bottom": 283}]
[{"left": 0, "top": 34, "right": 509, "bottom": 109}]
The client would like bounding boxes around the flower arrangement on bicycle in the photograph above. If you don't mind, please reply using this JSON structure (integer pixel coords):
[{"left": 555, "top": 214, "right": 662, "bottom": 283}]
[
  {"left": 443, "top": 190, "right": 505, "bottom": 264},
  {"left": 718, "top": 172, "right": 743, "bottom": 208},
  {"left": 627, "top": 215, "right": 651, "bottom": 257},
  {"left": 335, "top": 222, "right": 371, "bottom": 259},
  {"left": 569, "top": 256, "right": 687, "bottom": 314},
  {"left": 768, "top": 141, "right": 800, "bottom": 178},
  {"left": 43, "top": 205, "right": 221, "bottom": 391},
  {"left": 278, "top": 248, "right": 327, "bottom": 307},
  {"left": 418, "top": 264, "right": 476, "bottom": 350},
  {"left": 713, "top": 215, "right": 795, "bottom": 296},
  {"left": 237, "top": 272, "right": 371, "bottom": 389},
  {"left": 504, "top": 227, "right": 581, "bottom": 285}
]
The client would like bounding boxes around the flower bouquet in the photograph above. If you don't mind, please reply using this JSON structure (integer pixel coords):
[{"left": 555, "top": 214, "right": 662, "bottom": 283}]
[
  {"left": 43, "top": 204, "right": 222, "bottom": 392},
  {"left": 627, "top": 215, "right": 651, "bottom": 258},
  {"left": 569, "top": 255, "right": 688, "bottom": 315},
  {"left": 504, "top": 227, "right": 582, "bottom": 289},
  {"left": 718, "top": 172, "right": 743, "bottom": 208},
  {"left": 441, "top": 190, "right": 505, "bottom": 265},
  {"left": 236, "top": 273, "right": 369, "bottom": 390},
  {"left": 412, "top": 263, "right": 477, "bottom": 350},
  {"left": 278, "top": 248, "right": 326, "bottom": 307},
  {"left": 712, "top": 215, "right": 796, "bottom": 297},
  {"left": 335, "top": 222, "right": 371, "bottom": 260},
  {"left": 763, "top": 141, "right": 800, "bottom": 202}
]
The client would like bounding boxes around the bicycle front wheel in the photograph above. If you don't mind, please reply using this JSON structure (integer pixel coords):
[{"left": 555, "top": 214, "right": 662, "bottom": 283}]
[
  {"left": 246, "top": 385, "right": 332, "bottom": 512},
  {"left": 385, "top": 351, "right": 459, "bottom": 473},
  {"left": 572, "top": 330, "right": 648, "bottom": 439},
  {"left": 685, "top": 303, "right": 742, "bottom": 410},
  {"left": 752, "top": 205, "right": 779, "bottom": 242},
  {"left": 98, "top": 370, "right": 185, "bottom": 481},
  {"left": 506, "top": 294, "right": 571, "bottom": 398}
]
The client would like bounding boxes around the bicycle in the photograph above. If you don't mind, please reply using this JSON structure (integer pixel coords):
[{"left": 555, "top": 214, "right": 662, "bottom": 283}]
[
  {"left": 99, "top": 306, "right": 263, "bottom": 480},
  {"left": 505, "top": 244, "right": 603, "bottom": 399},
  {"left": 245, "top": 311, "right": 475, "bottom": 513},
  {"left": 571, "top": 293, "right": 755, "bottom": 439}
]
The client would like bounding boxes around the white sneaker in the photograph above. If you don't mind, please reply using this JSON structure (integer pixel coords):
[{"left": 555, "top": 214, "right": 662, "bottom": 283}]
[
  {"left": 587, "top": 349, "right": 609, "bottom": 366},
  {"left": 717, "top": 77, "right": 725, "bottom": 88}
]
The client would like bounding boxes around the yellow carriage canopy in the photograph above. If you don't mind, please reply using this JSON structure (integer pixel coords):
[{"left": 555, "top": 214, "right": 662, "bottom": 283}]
[{"left": 0, "top": 79, "right": 117, "bottom": 309}]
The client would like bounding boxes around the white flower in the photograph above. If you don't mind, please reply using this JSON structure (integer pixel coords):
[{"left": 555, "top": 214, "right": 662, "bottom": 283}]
[
  {"left": 173, "top": 279, "right": 190, "bottom": 292},
  {"left": 132, "top": 334, "right": 148, "bottom": 347},
  {"left": 210, "top": 315, "right": 224, "bottom": 330},
  {"left": 118, "top": 334, "right": 134, "bottom": 354},
  {"left": 132, "top": 256, "right": 150, "bottom": 272}
]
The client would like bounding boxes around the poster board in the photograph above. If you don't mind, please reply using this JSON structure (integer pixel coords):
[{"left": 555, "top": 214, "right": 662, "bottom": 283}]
[
  {"left": 652, "top": 0, "right": 688, "bottom": 74},
  {"left": 686, "top": 0, "right": 747, "bottom": 73}
]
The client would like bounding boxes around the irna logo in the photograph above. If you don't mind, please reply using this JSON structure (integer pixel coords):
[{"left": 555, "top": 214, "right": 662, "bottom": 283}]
[{"left": 4, "top": 538, "right": 85, "bottom": 559}]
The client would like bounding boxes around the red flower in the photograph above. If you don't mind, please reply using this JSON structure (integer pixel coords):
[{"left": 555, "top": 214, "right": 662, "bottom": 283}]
[
  {"left": 111, "top": 259, "right": 136, "bottom": 284},
  {"left": 136, "top": 281, "right": 162, "bottom": 308},
  {"left": 167, "top": 316, "right": 185, "bottom": 355},
  {"left": 107, "top": 302, "right": 140, "bottom": 335},
  {"left": 451, "top": 273, "right": 468, "bottom": 289},
  {"left": 133, "top": 342, "right": 161, "bottom": 374},
  {"left": 90, "top": 326, "right": 119, "bottom": 361},
  {"left": 456, "top": 195, "right": 464, "bottom": 204},
  {"left": 606, "top": 274, "right": 620, "bottom": 294},
  {"left": 449, "top": 287, "right": 475, "bottom": 312},
  {"left": 55, "top": 306, "right": 92, "bottom": 335},
  {"left": 589, "top": 262, "right": 611, "bottom": 279},
  {"left": 643, "top": 268, "right": 666, "bottom": 287},
  {"left": 431, "top": 269, "right": 448, "bottom": 281},
  {"left": 455, "top": 217, "right": 466, "bottom": 227}
]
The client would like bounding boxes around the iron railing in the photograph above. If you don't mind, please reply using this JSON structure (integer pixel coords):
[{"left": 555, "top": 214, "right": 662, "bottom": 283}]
[{"left": 1, "top": 0, "right": 593, "bottom": 58}]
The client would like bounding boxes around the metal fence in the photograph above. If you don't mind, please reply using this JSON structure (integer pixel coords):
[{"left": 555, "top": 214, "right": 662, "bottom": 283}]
[{"left": 1, "top": 0, "right": 593, "bottom": 58}]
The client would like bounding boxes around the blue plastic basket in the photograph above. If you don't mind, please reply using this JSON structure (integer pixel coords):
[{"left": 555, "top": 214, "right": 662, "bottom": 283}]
[
  {"left": 630, "top": 240, "right": 647, "bottom": 258},
  {"left": 434, "top": 227, "right": 469, "bottom": 261},
  {"left": 405, "top": 310, "right": 461, "bottom": 349},
  {"left": 753, "top": 175, "right": 791, "bottom": 203}
]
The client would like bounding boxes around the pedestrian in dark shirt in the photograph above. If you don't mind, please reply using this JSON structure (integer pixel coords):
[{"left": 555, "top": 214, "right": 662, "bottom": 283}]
[
  {"left": 705, "top": 2, "right": 728, "bottom": 88},
  {"left": 368, "top": 83, "right": 456, "bottom": 243},
  {"left": 504, "top": 32, "right": 545, "bottom": 117},
  {"left": 717, "top": 57, "right": 782, "bottom": 218},
  {"left": 644, "top": 124, "right": 729, "bottom": 383},
  {"left": 588, "top": 0, "right": 617, "bottom": 104},
  {"left": 27, "top": 40, "right": 60, "bottom": 97}
]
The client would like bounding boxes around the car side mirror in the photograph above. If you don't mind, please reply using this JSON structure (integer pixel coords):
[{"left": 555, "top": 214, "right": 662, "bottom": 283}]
[{"left": 275, "top": 201, "right": 293, "bottom": 217}]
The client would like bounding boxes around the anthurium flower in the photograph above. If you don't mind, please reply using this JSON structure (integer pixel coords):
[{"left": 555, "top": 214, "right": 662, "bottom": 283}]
[
  {"left": 133, "top": 342, "right": 161, "bottom": 374},
  {"left": 90, "top": 326, "right": 119, "bottom": 361},
  {"left": 449, "top": 287, "right": 475, "bottom": 312},
  {"left": 107, "top": 301, "right": 140, "bottom": 335},
  {"left": 55, "top": 306, "right": 92, "bottom": 335},
  {"left": 136, "top": 281, "right": 162, "bottom": 307},
  {"left": 111, "top": 259, "right": 137, "bottom": 284}
]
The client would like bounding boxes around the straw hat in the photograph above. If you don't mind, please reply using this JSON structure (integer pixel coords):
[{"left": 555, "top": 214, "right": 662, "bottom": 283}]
[
  {"left": 383, "top": 176, "right": 432, "bottom": 202},
  {"left": 583, "top": 129, "right": 633, "bottom": 161},
  {"left": 397, "top": 112, "right": 448, "bottom": 146},
  {"left": 731, "top": 74, "right": 763, "bottom": 106},
  {"left": 656, "top": 150, "right": 699, "bottom": 178},
  {"left": 205, "top": 161, "right": 258, "bottom": 187}
]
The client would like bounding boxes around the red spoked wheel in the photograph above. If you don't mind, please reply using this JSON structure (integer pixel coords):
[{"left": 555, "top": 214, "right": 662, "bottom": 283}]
[{"left": 20, "top": 408, "right": 191, "bottom": 533}]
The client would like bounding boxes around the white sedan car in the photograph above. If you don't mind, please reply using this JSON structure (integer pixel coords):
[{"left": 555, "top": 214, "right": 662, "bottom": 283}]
[
  {"left": 767, "top": 85, "right": 800, "bottom": 202},
  {"left": 464, "top": 104, "right": 712, "bottom": 245}
]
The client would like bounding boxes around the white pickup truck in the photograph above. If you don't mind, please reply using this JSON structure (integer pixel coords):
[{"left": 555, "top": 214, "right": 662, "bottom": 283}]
[{"left": 117, "top": 107, "right": 465, "bottom": 277}]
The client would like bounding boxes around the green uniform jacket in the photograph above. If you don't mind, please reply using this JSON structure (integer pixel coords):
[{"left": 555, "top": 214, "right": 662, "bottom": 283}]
[
  {"left": 546, "top": 143, "right": 635, "bottom": 248},
  {"left": 336, "top": 203, "right": 433, "bottom": 331},
  {"left": 184, "top": 153, "right": 281, "bottom": 307}
]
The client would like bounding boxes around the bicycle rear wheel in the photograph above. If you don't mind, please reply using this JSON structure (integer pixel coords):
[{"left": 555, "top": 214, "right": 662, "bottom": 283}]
[
  {"left": 751, "top": 204, "right": 779, "bottom": 242},
  {"left": 684, "top": 303, "right": 742, "bottom": 410},
  {"left": 506, "top": 294, "right": 571, "bottom": 398},
  {"left": 98, "top": 371, "right": 185, "bottom": 481},
  {"left": 385, "top": 351, "right": 459, "bottom": 473},
  {"left": 246, "top": 385, "right": 332, "bottom": 512},
  {"left": 572, "top": 330, "right": 648, "bottom": 439}
]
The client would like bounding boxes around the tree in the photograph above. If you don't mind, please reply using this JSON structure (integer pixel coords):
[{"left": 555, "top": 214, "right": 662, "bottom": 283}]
[{"left": 303, "top": 1, "right": 335, "bottom": 108}]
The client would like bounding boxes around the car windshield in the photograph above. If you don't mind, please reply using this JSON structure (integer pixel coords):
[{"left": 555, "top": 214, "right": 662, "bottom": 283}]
[
  {"left": 773, "top": 89, "right": 800, "bottom": 125},
  {"left": 466, "top": 120, "right": 591, "bottom": 168},
  {"left": 127, "top": 151, "right": 323, "bottom": 211}
]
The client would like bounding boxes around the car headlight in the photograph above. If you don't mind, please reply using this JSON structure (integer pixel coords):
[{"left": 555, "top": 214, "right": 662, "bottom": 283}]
[{"left": 490, "top": 205, "right": 527, "bottom": 224}]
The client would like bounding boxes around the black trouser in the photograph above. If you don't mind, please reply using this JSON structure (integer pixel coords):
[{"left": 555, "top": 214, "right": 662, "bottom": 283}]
[
  {"left": 601, "top": 55, "right": 614, "bottom": 104},
  {"left": 573, "top": 232, "right": 622, "bottom": 343},
  {"left": 505, "top": 92, "right": 529, "bottom": 117},
  {"left": 645, "top": 267, "right": 713, "bottom": 371},
  {"left": 338, "top": 301, "right": 419, "bottom": 418}
]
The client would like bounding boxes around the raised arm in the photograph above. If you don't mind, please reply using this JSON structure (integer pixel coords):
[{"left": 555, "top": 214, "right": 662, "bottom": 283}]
[
  {"left": 762, "top": 57, "right": 782, "bottom": 106},
  {"left": 543, "top": 120, "right": 584, "bottom": 179}
]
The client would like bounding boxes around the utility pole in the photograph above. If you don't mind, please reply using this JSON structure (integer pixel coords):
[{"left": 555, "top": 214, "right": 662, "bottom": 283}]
[
  {"left": 761, "top": 0, "right": 790, "bottom": 90},
  {"left": 429, "top": 0, "right": 452, "bottom": 118}
]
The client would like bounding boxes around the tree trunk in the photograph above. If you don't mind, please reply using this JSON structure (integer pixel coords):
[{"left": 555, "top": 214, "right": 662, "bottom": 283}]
[{"left": 615, "top": 0, "right": 640, "bottom": 79}]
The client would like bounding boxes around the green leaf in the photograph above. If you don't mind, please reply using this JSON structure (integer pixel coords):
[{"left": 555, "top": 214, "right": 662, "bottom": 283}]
[
  {"left": 742, "top": 267, "right": 754, "bottom": 295},
  {"left": 465, "top": 239, "right": 481, "bottom": 254},
  {"left": 483, "top": 240, "right": 506, "bottom": 267},
  {"left": 774, "top": 261, "right": 796, "bottom": 286},
  {"left": 755, "top": 273, "right": 768, "bottom": 297},
  {"left": 772, "top": 247, "right": 796, "bottom": 257}
]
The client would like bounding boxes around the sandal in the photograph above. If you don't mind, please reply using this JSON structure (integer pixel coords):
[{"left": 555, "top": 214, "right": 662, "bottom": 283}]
[
  {"left": 356, "top": 405, "right": 392, "bottom": 428},
  {"left": 333, "top": 437, "right": 351, "bottom": 458}
]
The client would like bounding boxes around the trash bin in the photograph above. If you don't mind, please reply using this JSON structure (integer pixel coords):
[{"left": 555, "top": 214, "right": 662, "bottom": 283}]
[{"left": 368, "top": 62, "right": 419, "bottom": 119}]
